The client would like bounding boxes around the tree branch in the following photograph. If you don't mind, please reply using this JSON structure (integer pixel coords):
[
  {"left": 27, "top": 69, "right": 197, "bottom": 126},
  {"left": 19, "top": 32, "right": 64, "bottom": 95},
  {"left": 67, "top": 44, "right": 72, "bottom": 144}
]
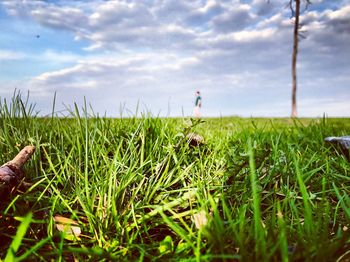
[{"left": 0, "top": 146, "right": 36, "bottom": 198}]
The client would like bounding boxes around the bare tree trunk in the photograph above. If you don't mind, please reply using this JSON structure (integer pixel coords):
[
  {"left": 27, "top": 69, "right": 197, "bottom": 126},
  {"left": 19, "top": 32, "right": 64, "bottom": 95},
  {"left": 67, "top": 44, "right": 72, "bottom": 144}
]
[{"left": 291, "top": 0, "right": 300, "bottom": 118}]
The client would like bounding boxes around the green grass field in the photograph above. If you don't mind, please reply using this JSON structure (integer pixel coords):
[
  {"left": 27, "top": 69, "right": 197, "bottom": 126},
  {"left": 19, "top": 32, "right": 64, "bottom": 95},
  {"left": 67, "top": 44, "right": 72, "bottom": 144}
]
[{"left": 1, "top": 95, "right": 350, "bottom": 261}]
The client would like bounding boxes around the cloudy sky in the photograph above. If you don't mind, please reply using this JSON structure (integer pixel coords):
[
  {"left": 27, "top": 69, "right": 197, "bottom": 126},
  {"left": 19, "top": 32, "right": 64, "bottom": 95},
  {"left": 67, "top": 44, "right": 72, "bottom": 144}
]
[{"left": 0, "top": 0, "right": 349, "bottom": 117}]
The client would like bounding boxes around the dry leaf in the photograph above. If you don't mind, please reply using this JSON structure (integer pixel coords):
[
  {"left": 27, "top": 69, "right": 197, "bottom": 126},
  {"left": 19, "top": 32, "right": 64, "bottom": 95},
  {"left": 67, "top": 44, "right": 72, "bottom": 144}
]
[
  {"left": 54, "top": 215, "right": 81, "bottom": 240},
  {"left": 193, "top": 210, "right": 208, "bottom": 230}
]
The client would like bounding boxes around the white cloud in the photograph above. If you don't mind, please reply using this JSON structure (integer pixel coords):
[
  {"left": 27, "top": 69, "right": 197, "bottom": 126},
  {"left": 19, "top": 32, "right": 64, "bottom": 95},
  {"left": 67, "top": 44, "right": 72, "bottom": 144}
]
[
  {"left": 89, "top": 1, "right": 154, "bottom": 28},
  {"left": 232, "top": 27, "right": 276, "bottom": 42},
  {"left": 211, "top": 4, "right": 256, "bottom": 32},
  {"left": 0, "top": 49, "right": 81, "bottom": 65},
  {"left": 30, "top": 6, "right": 88, "bottom": 31},
  {"left": 38, "top": 50, "right": 81, "bottom": 64},
  {"left": 26, "top": 52, "right": 202, "bottom": 98},
  {"left": 299, "top": 98, "right": 350, "bottom": 117},
  {"left": 0, "top": 50, "right": 26, "bottom": 60},
  {"left": 327, "top": 4, "right": 350, "bottom": 20},
  {"left": 251, "top": 0, "right": 280, "bottom": 16}
]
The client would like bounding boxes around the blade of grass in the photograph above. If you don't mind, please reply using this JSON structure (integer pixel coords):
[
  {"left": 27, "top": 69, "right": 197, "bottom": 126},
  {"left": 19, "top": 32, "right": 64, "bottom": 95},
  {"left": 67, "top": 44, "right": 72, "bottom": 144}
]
[
  {"left": 248, "top": 138, "right": 266, "bottom": 257},
  {"left": 4, "top": 213, "right": 33, "bottom": 262}
]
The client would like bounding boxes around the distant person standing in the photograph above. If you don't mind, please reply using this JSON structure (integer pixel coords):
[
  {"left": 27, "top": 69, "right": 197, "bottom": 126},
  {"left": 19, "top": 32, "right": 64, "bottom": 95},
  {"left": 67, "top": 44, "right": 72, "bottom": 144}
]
[{"left": 194, "top": 91, "right": 202, "bottom": 118}]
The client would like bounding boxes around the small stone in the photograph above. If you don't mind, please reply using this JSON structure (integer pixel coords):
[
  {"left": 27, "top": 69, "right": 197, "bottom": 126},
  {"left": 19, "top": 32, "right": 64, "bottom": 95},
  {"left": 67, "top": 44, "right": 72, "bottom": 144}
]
[
  {"left": 187, "top": 133, "right": 204, "bottom": 146},
  {"left": 325, "top": 136, "right": 350, "bottom": 159},
  {"left": 325, "top": 136, "right": 350, "bottom": 150},
  {"left": 288, "top": 244, "right": 297, "bottom": 254}
]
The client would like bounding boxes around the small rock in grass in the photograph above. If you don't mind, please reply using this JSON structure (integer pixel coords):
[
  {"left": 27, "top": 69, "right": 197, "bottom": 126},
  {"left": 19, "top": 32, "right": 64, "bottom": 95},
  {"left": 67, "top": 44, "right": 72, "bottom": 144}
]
[
  {"left": 288, "top": 244, "right": 297, "bottom": 255},
  {"left": 187, "top": 133, "right": 204, "bottom": 146},
  {"left": 325, "top": 136, "right": 350, "bottom": 159}
]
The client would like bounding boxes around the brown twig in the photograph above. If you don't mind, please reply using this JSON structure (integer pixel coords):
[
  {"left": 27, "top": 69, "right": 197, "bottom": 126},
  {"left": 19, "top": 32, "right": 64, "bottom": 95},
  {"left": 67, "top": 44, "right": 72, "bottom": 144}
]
[
  {"left": 4, "top": 146, "right": 36, "bottom": 168},
  {"left": 0, "top": 146, "right": 35, "bottom": 198}
]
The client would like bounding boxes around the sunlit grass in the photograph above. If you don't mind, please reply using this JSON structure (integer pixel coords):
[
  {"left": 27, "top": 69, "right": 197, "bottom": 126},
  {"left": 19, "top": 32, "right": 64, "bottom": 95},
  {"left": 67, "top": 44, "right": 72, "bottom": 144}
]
[{"left": 1, "top": 93, "right": 350, "bottom": 261}]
